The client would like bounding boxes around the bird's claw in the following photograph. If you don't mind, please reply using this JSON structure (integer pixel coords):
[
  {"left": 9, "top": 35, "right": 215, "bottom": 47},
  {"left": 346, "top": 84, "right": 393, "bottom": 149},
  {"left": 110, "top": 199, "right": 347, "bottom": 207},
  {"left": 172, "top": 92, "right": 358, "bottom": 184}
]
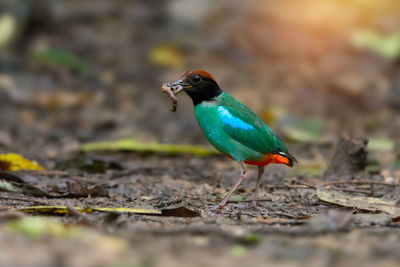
[{"left": 203, "top": 204, "right": 227, "bottom": 218}]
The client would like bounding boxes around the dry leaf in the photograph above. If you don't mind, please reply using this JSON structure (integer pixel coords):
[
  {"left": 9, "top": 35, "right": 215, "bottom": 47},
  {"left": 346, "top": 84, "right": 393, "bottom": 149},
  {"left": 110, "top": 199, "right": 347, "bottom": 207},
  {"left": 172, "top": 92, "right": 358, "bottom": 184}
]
[
  {"left": 0, "top": 153, "right": 44, "bottom": 171},
  {"left": 317, "top": 187, "right": 400, "bottom": 218},
  {"left": 0, "top": 13, "right": 16, "bottom": 48},
  {"left": 148, "top": 45, "right": 183, "bottom": 68},
  {"left": 18, "top": 206, "right": 161, "bottom": 215}
]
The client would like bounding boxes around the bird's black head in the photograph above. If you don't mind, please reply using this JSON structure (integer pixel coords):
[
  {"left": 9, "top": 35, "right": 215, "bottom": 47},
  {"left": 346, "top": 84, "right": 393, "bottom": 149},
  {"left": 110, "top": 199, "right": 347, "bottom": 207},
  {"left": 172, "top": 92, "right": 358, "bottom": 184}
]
[{"left": 172, "top": 70, "right": 222, "bottom": 105}]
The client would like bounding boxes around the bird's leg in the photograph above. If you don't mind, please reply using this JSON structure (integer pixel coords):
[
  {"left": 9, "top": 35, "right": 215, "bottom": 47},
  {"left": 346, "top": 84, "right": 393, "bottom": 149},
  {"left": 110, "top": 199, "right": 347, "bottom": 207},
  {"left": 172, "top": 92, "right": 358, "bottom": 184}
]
[
  {"left": 251, "top": 166, "right": 265, "bottom": 207},
  {"left": 210, "top": 161, "right": 247, "bottom": 211}
]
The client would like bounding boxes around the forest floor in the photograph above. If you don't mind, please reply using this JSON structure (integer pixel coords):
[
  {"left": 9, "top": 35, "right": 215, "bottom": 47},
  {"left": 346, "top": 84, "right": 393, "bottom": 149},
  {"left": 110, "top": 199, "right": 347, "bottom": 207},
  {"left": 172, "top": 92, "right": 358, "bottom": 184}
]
[{"left": 1, "top": 151, "right": 400, "bottom": 267}]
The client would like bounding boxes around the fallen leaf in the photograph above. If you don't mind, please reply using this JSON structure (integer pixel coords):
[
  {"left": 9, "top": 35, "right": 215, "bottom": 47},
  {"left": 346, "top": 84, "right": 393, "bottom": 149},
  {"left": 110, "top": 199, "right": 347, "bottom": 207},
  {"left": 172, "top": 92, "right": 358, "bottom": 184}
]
[
  {"left": 352, "top": 213, "right": 392, "bottom": 225},
  {"left": 0, "top": 171, "right": 50, "bottom": 197},
  {"left": 148, "top": 45, "right": 184, "bottom": 68},
  {"left": 49, "top": 177, "right": 108, "bottom": 198},
  {"left": 279, "top": 117, "right": 322, "bottom": 143},
  {"left": 368, "top": 138, "right": 395, "bottom": 151},
  {"left": 0, "top": 171, "right": 107, "bottom": 198},
  {"left": 160, "top": 206, "right": 200, "bottom": 217},
  {"left": 351, "top": 30, "right": 400, "bottom": 59},
  {"left": 34, "top": 91, "right": 96, "bottom": 110},
  {"left": 0, "top": 179, "right": 52, "bottom": 197},
  {"left": 0, "top": 13, "right": 16, "bottom": 48},
  {"left": 0, "top": 180, "right": 20, "bottom": 193},
  {"left": 18, "top": 206, "right": 161, "bottom": 215},
  {"left": 317, "top": 187, "right": 400, "bottom": 218},
  {"left": 0, "top": 153, "right": 44, "bottom": 171},
  {"left": 81, "top": 139, "right": 218, "bottom": 156},
  {"left": 87, "top": 185, "right": 108, "bottom": 197}
]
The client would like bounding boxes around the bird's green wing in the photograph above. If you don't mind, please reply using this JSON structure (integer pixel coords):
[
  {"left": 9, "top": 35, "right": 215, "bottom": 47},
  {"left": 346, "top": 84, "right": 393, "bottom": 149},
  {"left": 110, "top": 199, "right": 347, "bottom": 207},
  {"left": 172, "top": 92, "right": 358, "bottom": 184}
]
[{"left": 218, "top": 93, "right": 288, "bottom": 154}]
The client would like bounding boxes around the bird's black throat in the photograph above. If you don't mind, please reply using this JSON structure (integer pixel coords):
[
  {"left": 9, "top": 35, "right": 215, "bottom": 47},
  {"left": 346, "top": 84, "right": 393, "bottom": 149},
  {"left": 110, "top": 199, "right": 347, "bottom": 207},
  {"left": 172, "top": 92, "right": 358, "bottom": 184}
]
[{"left": 185, "top": 79, "right": 223, "bottom": 106}]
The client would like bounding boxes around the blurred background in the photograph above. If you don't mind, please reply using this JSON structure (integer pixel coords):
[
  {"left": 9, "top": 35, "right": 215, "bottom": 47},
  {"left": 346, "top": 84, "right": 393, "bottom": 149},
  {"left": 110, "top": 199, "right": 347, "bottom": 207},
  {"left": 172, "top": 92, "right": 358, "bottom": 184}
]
[
  {"left": 1, "top": 0, "right": 400, "bottom": 161},
  {"left": 1, "top": 1, "right": 400, "bottom": 266}
]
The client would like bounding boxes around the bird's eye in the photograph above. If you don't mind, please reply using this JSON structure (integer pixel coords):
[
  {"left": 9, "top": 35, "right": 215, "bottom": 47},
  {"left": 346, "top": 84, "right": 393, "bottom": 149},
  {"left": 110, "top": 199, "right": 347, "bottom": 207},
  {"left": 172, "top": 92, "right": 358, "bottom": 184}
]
[{"left": 192, "top": 75, "right": 201, "bottom": 84}]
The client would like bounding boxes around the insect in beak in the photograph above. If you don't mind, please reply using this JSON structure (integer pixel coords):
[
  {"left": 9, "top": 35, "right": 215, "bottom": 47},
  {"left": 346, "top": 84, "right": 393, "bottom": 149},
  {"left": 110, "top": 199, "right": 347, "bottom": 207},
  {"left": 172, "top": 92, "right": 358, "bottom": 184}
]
[{"left": 171, "top": 79, "right": 192, "bottom": 90}]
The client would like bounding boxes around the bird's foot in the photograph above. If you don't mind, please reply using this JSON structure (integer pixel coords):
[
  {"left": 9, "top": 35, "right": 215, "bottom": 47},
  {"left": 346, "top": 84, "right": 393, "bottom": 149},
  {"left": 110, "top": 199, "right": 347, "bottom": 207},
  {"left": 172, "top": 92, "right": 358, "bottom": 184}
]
[
  {"left": 203, "top": 204, "right": 227, "bottom": 218},
  {"left": 207, "top": 203, "right": 224, "bottom": 213}
]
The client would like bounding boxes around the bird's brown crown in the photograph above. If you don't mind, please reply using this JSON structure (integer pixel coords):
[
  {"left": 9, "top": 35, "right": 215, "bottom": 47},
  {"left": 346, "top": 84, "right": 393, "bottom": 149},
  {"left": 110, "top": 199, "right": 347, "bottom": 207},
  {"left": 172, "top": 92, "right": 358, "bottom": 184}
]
[{"left": 182, "top": 69, "right": 216, "bottom": 82}]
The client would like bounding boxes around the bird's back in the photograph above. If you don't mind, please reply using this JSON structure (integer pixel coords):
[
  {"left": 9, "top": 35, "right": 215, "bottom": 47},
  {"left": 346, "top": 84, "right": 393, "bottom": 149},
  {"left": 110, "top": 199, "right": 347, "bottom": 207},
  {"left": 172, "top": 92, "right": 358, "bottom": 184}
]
[{"left": 194, "top": 92, "right": 294, "bottom": 165}]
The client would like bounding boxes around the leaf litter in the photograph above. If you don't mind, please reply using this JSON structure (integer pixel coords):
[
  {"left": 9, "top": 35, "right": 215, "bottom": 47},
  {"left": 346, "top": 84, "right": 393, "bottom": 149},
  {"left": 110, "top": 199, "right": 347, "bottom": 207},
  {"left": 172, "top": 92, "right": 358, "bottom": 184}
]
[
  {"left": 0, "top": 171, "right": 108, "bottom": 198},
  {"left": 317, "top": 187, "right": 400, "bottom": 218},
  {"left": 2, "top": 134, "right": 396, "bottom": 263},
  {"left": 18, "top": 206, "right": 161, "bottom": 215}
]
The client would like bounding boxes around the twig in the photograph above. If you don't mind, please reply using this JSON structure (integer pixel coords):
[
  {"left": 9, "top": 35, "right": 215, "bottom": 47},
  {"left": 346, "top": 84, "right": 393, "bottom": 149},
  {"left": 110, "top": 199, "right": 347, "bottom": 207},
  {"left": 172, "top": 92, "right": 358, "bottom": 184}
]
[
  {"left": 0, "top": 195, "right": 48, "bottom": 205},
  {"left": 296, "top": 181, "right": 317, "bottom": 189},
  {"left": 24, "top": 170, "right": 69, "bottom": 176},
  {"left": 226, "top": 198, "right": 272, "bottom": 203},
  {"left": 241, "top": 218, "right": 307, "bottom": 226},
  {"left": 322, "top": 180, "right": 399, "bottom": 187},
  {"left": 66, "top": 203, "right": 94, "bottom": 225},
  {"left": 264, "top": 184, "right": 311, "bottom": 189},
  {"left": 331, "top": 187, "right": 372, "bottom": 194},
  {"left": 153, "top": 198, "right": 183, "bottom": 208}
]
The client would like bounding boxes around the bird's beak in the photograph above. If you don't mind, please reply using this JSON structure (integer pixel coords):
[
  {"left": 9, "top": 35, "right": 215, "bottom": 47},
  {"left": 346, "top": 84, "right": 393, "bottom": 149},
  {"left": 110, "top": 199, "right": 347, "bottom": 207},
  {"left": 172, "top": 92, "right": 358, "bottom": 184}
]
[{"left": 171, "top": 79, "right": 192, "bottom": 91}]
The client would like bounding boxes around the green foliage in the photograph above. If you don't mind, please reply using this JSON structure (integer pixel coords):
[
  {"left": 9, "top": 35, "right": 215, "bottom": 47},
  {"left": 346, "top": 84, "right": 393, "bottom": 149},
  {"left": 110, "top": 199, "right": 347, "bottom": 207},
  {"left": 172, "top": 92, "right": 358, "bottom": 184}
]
[
  {"left": 0, "top": 13, "right": 16, "bottom": 48},
  {"left": 6, "top": 217, "right": 78, "bottom": 239},
  {"left": 368, "top": 138, "right": 395, "bottom": 151},
  {"left": 30, "top": 48, "right": 93, "bottom": 75},
  {"left": 230, "top": 245, "right": 247, "bottom": 257},
  {"left": 243, "top": 233, "right": 261, "bottom": 245},
  {"left": 351, "top": 30, "right": 400, "bottom": 59},
  {"left": 280, "top": 117, "right": 322, "bottom": 143},
  {"left": 81, "top": 139, "right": 218, "bottom": 156}
]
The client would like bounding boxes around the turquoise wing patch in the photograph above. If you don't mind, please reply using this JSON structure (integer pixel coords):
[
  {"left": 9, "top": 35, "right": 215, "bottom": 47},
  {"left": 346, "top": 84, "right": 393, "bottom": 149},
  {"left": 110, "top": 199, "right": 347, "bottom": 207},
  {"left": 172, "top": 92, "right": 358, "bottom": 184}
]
[
  {"left": 217, "top": 106, "right": 254, "bottom": 130},
  {"left": 218, "top": 95, "right": 288, "bottom": 154}
]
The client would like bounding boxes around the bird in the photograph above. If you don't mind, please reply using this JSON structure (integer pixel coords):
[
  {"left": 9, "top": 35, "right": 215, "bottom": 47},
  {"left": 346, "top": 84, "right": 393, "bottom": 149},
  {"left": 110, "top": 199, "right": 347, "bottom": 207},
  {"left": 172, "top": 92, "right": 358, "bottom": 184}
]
[{"left": 170, "top": 69, "right": 297, "bottom": 212}]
